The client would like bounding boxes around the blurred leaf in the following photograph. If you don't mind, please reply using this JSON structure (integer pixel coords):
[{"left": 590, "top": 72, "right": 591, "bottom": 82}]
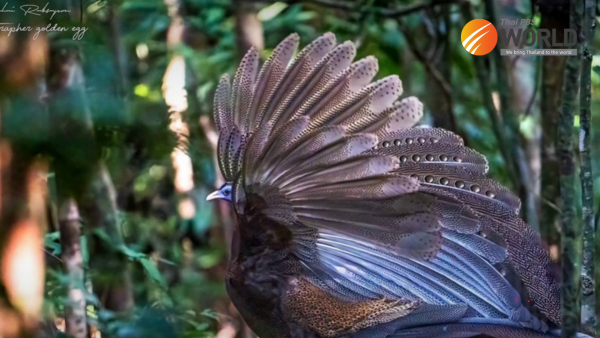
[
  {"left": 44, "top": 232, "right": 62, "bottom": 255},
  {"left": 258, "top": 2, "right": 289, "bottom": 21},
  {"left": 140, "top": 258, "right": 168, "bottom": 289}
]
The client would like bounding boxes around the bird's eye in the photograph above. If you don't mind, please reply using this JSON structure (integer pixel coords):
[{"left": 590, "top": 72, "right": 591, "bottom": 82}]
[{"left": 223, "top": 190, "right": 231, "bottom": 196}]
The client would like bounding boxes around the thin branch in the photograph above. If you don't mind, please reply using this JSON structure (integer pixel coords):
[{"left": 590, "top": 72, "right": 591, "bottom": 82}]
[
  {"left": 43, "top": 249, "right": 64, "bottom": 264},
  {"left": 397, "top": 22, "right": 453, "bottom": 103},
  {"left": 248, "top": 0, "right": 466, "bottom": 17},
  {"left": 397, "top": 16, "right": 457, "bottom": 134},
  {"left": 542, "top": 197, "right": 563, "bottom": 214},
  {"left": 284, "top": 0, "right": 357, "bottom": 11},
  {"left": 524, "top": 58, "right": 541, "bottom": 117},
  {"left": 385, "top": 0, "right": 467, "bottom": 15}
]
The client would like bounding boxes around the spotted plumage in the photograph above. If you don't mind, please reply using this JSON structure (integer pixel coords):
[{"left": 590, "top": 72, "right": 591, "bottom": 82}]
[{"left": 207, "top": 33, "right": 589, "bottom": 338}]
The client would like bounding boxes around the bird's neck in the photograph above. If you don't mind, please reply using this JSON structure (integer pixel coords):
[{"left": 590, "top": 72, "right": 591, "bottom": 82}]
[
  {"left": 235, "top": 193, "right": 294, "bottom": 255},
  {"left": 230, "top": 204, "right": 296, "bottom": 291}
]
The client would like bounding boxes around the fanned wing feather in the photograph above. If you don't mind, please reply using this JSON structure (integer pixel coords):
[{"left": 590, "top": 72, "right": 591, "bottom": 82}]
[
  {"left": 269, "top": 33, "right": 338, "bottom": 129},
  {"left": 373, "top": 126, "right": 465, "bottom": 149},
  {"left": 288, "top": 41, "right": 358, "bottom": 120},
  {"left": 305, "top": 57, "right": 379, "bottom": 124},
  {"left": 231, "top": 48, "right": 259, "bottom": 132},
  {"left": 213, "top": 74, "right": 232, "bottom": 132},
  {"left": 213, "top": 33, "right": 563, "bottom": 337},
  {"left": 359, "top": 96, "right": 423, "bottom": 137},
  {"left": 248, "top": 33, "right": 299, "bottom": 131}
]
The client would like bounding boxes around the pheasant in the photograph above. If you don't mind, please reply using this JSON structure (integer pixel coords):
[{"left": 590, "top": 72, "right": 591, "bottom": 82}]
[{"left": 207, "top": 33, "right": 587, "bottom": 338}]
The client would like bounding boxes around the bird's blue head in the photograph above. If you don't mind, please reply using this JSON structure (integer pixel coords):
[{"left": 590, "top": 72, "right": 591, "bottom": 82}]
[{"left": 206, "top": 183, "right": 233, "bottom": 202}]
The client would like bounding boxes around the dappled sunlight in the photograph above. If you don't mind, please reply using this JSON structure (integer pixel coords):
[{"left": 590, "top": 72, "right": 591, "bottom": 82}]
[
  {"left": 1, "top": 219, "right": 44, "bottom": 320},
  {"left": 163, "top": 55, "right": 196, "bottom": 220}
]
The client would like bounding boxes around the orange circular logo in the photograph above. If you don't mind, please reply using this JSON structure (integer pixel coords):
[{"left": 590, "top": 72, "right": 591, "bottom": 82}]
[{"left": 461, "top": 19, "right": 498, "bottom": 55}]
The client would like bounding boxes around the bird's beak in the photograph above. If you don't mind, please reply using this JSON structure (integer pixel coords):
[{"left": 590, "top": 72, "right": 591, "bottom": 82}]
[{"left": 206, "top": 190, "right": 221, "bottom": 201}]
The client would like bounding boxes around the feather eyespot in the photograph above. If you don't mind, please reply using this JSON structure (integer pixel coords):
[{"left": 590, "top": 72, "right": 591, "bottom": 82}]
[
  {"left": 455, "top": 181, "right": 465, "bottom": 188},
  {"left": 453, "top": 156, "right": 462, "bottom": 162},
  {"left": 417, "top": 137, "right": 426, "bottom": 144},
  {"left": 440, "top": 177, "right": 449, "bottom": 185},
  {"left": 425, "top": 175, "right": 434, "bottom": 183},
  {"left": 471, "top": 185, "right": 481, "bottom": 193},
  {"left": 439, "top": 155, "right": 448, "bottom": 162},
  {"left": 405, "top": 138, "right": 414, "bottom": 144},
  {"left": 400, "top": 156, "right": 408, "bottom": 163},
  {"left": 394, "top": 139, "right": 402, "bottom": 146},
  {"left": 486, "top": 191, "right": 496, "bottom": 198},
  {"left": 382, "top": 141, "right": 390, "bottom": 148},
  {"left": 430, "top": 138, "right": 439, "bottom": 144},
  {"left": 425, "top": 154, "right": 434, "bottom": 161},
  {"left": 412, "top": 155, "right": 421, "bottom": 162}
]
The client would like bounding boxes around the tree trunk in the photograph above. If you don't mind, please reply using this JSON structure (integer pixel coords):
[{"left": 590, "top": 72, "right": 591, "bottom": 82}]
[
  {"left": 559, "top": 0, "right": 583, "bottom": 335},
  {"left": 539, "top": 0, "right": 570, "bottom": 255},
  {"left": 58, "top": 199, "right": 87, "bottom": 338},
  {"left": 578, "top": 0, "right": 596, "bottom": 332}
]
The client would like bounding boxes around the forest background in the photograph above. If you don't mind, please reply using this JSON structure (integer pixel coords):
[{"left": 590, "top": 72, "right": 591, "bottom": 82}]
[{"left": 0, "top": 0, "right": 599, "bottom": 337}]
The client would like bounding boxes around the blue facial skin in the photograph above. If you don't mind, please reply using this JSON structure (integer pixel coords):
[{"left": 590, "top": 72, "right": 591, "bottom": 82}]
[{"left": 206, "top": 183, "right": 233, "bottom": 202}]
